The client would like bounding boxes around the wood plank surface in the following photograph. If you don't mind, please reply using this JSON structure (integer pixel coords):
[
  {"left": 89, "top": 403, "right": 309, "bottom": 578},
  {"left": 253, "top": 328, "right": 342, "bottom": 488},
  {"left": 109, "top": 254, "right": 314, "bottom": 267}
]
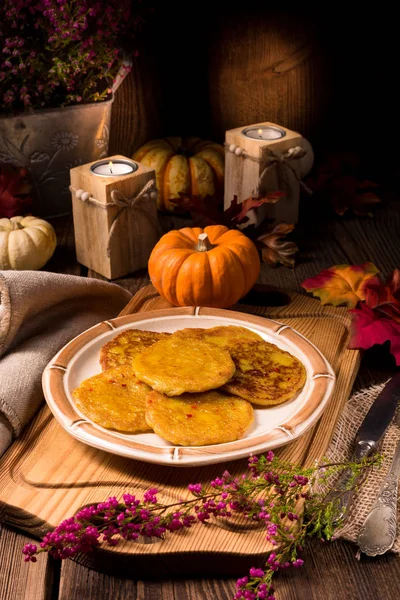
[
  {"left": 56, "top": 537, "right": 400, "bottom": 600},
  {"left": 1, "top": 192, "right": 400, "bottom": 599},
  {"left": 0, "top": 527, "right": 57, "bottom": 600}
]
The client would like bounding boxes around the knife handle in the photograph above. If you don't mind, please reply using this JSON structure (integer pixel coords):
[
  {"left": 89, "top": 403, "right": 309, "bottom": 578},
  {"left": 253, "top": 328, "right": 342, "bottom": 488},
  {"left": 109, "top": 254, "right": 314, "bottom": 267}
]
[
  {"left": 329, "top": 440, "right": 375, "bottom": 523},
  {"left": 357, "top": 439, "right": 400, "bottom": 556}
]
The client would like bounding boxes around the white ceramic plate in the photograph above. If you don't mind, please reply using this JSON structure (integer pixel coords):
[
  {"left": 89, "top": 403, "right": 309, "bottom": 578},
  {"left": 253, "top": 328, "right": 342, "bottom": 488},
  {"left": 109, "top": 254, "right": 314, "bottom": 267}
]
[{"left": 42, "top": 307, "right": 335, "bottom": 467}]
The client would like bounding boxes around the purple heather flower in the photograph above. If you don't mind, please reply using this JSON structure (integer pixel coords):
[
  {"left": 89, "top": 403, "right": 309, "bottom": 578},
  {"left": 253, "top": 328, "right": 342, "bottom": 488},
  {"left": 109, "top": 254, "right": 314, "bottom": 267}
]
[
  {"left": 249, "top": 567, "right": 265, "bottom": 578},
  {"left": 293, "top": 475, "right": 309, "bottom": 486},
  {"left": 188, "top": 483, "right": 202, "bottom": 495},
  {"left": 292, "top": 558, "right": 304, "bottom": 568},
  {"left": 210, "top": 478, "right": 224, "bottom": 487},
  {"left": 22, "top": 543, "right": 37, "bottom": 562},
  {"left": 167, "top": 519, "right": 183, "bottom": 532},
  {"left": 143, "top": 488, "right": 158, "bottom": 503}
]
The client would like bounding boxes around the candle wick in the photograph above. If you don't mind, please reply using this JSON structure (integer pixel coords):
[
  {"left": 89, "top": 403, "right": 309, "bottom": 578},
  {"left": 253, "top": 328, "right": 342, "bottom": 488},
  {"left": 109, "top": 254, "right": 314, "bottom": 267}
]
[{"left": 109, "top": 166, "right": 113, "bottom": 174}]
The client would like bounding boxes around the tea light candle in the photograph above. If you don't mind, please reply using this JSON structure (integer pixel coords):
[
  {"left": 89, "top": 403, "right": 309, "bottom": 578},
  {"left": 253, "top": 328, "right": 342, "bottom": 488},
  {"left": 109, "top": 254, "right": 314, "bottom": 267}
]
[
  {"left": 242, "top": 125, "right": 286, "bottom": 141},
  {"left": 90, "top": 159, "right": 137, "bottom": 177},
  {"left": 225, "top": 122, "right": 313, "bottom": 226},
  {"left": 70, "top": 154, "right": 158, "bottom": 279}
]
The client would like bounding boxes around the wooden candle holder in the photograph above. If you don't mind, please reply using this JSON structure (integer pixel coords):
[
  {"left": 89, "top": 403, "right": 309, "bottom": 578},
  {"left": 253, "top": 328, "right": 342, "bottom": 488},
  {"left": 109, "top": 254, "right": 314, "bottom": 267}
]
[
  {"left": 70, "top": 155, "right": 159, "bottom": 280},
  {"left": 224, "top": 122, "right": 314, "bottom": 225}
]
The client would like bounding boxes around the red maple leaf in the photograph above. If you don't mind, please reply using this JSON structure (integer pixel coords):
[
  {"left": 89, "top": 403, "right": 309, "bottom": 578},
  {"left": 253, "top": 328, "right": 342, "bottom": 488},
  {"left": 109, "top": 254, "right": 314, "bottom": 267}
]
[
  {"left": 364, "top": 269, "right": 400, "bottom": 323},
  {"left": 301, "top": 262, "right": 380, "bottom": 308},
  {"left": 0, "top": 164, "right": 33, "bottom": 218},
  {"left": 305, "top": 151, "right": 381, "bottom": 217},
  {"left": 349, "top": 303, "right": 400, "bottom": 365},
  {"left": 303, "top": 262, "right": 400, "bottom": 365}
]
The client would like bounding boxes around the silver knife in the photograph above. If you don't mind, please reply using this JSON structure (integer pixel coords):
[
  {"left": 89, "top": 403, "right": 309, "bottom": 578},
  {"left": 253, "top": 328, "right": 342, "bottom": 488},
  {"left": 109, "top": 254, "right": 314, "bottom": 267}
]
[
  {"left": 357, "top": 408, "right": 400, "bottom": 556},
  {"left": 328, "top": 373, "right": 400, "bottom": 522}
]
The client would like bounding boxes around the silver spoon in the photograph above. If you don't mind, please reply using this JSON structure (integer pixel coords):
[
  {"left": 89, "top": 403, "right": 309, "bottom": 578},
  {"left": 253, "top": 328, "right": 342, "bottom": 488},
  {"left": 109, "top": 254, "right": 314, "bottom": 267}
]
[{"left": 357, "top": 410, "right": 400, "bottom": 556}]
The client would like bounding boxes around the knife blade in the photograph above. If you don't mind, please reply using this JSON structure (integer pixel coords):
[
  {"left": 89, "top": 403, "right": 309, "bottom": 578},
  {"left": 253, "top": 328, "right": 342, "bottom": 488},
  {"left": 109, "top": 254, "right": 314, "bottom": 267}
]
[{"left": 328, "top": 373, "right": 400, "bottom": 522}]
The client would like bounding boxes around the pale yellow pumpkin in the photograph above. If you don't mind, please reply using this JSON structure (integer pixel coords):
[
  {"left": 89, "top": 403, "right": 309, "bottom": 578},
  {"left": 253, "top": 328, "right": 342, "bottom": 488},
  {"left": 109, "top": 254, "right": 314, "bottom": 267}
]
[
  {"left": 0, "top": 216, "right": 57, "bottom": 270},
  {"left": 133, "top": 137, "right": 224, "bottom": 212}
]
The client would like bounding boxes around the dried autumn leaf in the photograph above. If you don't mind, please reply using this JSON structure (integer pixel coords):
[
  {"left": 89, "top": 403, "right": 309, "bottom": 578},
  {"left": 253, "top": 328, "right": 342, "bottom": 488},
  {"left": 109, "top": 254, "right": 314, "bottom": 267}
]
[
  {"left": 306, "top": 150, "right": 381, "bottom": 217},
  {"left": 351, "top": 191, "right": 381, "bottom": 217},
  {"left": 329, "top": 176, "right": 381, "bottom": 216},
  {"left": 349, "top": 303, "right": 400, "bottom": 366},
  {"left": 232, "top": 192, "right": 284, "bottom": 223},
  {"left": 168, "top": 193, "right": 204, "bottom": 214},
  {"left": 301, "top": 262, "right": 380, "bottom": 308},
  {"left": 168, "top": 192, "right": 285, "bottom": 229},
  {"left": 305, "top": 151, "right": 360, "bottom": 194},
  {"left": 257, "top": 223, "right": 298, "bottom": 268},
  {"left": 168, "top": 193, "right": 221, "bottom": 224},
  {"left": 222, "top": 195, "right": 241, "bottom": 223},
  {"left": 0, "top": 164, "right": 33, "bottom": 218},
  {"left": 364, "top": 268, "right": 400, "bottom": 323}
]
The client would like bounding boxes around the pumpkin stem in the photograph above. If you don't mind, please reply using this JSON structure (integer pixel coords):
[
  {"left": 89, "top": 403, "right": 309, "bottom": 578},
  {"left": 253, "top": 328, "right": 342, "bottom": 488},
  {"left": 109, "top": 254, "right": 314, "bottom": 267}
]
[{"left": 196, "top": 233, "right": 214, "bottom": 252}]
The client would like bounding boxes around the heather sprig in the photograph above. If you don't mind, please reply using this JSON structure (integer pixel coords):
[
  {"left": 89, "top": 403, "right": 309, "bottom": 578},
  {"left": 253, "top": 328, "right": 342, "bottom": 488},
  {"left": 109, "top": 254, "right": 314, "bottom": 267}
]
[
  {"left": 22, "top": 451, "right": 381, "bottom": 600},
  {"left": 0, "top": 1, "right": 152, "bottom": 111}
]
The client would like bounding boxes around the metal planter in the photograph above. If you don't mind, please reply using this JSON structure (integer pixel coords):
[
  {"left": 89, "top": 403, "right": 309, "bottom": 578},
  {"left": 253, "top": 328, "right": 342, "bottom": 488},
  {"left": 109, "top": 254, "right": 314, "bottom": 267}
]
[{"left": 0, "top": 97, "right": 113, "bottom": 217}]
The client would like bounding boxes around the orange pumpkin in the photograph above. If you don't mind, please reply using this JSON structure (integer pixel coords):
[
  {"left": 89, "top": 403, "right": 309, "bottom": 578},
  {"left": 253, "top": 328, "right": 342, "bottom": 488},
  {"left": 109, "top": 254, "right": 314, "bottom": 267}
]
[
  {"left": 148, "top": 225, "right": 260, "bottom": 308},
  {"left": 133, "top": 137, "right": 224, "bottom": 212}
]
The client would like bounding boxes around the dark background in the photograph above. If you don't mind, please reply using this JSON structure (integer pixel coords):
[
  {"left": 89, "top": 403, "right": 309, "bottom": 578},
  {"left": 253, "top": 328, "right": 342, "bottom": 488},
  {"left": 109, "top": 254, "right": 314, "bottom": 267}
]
[{"left": 110, "top": 3, "right": 398, "bottom": 176}]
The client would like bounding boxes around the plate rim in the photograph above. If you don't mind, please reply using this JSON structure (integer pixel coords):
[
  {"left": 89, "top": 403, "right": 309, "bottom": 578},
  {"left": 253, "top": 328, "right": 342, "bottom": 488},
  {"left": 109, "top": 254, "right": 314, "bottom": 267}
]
[{"left": 42, "top": 306, "right": 335, "bottom": 467}]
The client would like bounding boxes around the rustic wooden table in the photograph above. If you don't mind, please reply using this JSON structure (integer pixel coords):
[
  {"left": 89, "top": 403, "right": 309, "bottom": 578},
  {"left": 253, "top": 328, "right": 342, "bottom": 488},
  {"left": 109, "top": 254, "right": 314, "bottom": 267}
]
[{"left": 1, "top": 190, "right": 400, "bottom": 600}]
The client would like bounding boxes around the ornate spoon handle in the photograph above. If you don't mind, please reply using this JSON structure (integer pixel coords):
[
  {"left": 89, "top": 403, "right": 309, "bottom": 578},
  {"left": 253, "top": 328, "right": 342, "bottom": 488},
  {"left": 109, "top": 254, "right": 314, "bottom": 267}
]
[
  {"left": 327, "top": 440, "right": 374, "bottom": 523},
  {"left": 357, "top": 439, "right": 400, "bottom": 556}
]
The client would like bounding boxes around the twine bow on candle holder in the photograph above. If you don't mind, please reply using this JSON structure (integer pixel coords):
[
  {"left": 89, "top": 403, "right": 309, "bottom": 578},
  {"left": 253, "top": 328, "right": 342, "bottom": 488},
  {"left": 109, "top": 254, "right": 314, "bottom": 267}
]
[
  {"left": 225, "top": 143, "right": 313, "bottom": 199},
  {"left": 70, "top": 179, "right": 162, "bottom": 257}
]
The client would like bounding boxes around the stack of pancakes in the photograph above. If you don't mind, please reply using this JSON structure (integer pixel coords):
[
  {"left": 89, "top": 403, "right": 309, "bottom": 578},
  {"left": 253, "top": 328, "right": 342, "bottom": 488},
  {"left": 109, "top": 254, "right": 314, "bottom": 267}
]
[{"left": 72, "top": 326, "right": 306, "bottom": 446}]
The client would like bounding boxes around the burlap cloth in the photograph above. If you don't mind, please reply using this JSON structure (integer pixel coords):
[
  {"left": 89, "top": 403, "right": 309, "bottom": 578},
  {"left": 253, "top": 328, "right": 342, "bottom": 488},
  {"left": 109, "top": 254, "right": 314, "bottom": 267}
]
[
  {"left": 0, "top": 271, "right": 131, "bottom": 456},
  {"left": 323, "top": 381, "right": 400, "bottom": 553}
]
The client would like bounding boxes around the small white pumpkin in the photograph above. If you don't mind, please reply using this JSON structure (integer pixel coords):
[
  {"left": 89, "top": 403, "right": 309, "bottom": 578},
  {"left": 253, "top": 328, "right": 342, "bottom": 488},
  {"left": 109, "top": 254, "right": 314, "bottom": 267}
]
[{"left": 0, "top": 216, "right": 57, "bottom": 270}]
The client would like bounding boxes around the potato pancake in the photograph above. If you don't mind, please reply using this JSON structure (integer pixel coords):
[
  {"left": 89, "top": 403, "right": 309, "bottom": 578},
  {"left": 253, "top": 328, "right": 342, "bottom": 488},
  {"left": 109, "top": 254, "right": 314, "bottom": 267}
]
[
  {"left": 174, "top": 325, "right": 263, "bottom": 347},
  {"left": 100, "top": 329, "right": 170, "bottom": 371},
  {"left": 145, "top": 390, "right": 254, "bottom": 446},
  {"left": 72, "top": 365, "right": 153, "bottom": 432},
  {"left": 222, "top": 340, "right": 306, "bottom": 405},
  {"left": 132, "top": 336, "right": 236, "bottom": 396}
]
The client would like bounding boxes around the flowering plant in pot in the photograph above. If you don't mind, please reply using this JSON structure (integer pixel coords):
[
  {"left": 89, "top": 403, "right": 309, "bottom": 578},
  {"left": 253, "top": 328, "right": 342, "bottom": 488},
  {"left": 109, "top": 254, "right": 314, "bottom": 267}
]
[{"left": 0, "top": 0, "right": 152, "bottom": 217}]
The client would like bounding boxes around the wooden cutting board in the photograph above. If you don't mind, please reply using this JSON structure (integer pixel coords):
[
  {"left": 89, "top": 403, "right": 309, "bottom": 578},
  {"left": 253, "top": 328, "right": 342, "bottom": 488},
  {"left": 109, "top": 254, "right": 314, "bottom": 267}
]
[{"left": 0, "top": 286, "right": 360, "bottom": 577}]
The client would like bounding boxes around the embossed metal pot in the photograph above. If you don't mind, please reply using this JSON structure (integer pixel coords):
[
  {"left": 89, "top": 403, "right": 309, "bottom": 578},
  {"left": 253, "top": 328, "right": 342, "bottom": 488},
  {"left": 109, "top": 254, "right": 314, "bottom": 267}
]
[{"left": 0, "top": 97, "right": 113, "bottom": 217}]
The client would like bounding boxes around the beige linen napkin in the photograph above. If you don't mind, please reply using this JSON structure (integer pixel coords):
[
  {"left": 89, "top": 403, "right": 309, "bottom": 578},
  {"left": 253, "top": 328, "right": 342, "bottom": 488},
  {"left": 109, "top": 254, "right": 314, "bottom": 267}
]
[{"left": 0, "top": 271, "right": 131, "bottom": 456}]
